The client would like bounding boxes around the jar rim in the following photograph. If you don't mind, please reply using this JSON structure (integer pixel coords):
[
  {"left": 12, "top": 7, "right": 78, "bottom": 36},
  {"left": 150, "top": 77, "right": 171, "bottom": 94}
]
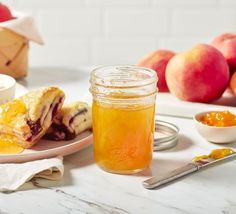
[{"left": 90, "top": 65, "right": 158, "bottom": 88}]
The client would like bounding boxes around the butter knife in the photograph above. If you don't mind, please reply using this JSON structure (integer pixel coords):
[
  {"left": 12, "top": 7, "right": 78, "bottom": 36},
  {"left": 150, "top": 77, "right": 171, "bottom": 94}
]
[{"left": 143, "top": 152, "right": 236, "bottom": 189}]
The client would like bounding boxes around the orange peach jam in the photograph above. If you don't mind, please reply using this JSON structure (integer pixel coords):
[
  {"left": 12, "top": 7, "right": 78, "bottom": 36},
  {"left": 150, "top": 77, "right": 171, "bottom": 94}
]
[
  {"left": 192, "top": 148, "right": 234, "bottom": 162},
  {"left": 92, "top": 101, "right": 155, "bottom": 173},
  {"left": 0, "top": 99, "right": 26, "bottom": 154},
  {"left": 199, "top": 111, "right": 236, "bottom": 127},
  {"left": 0, "top": 134, "right": 24, "bottom": 154},
  {"left": 0, "top": 99, "right": 26, "bottom": 125},
  {"left": 90, "top": 65, "right": 157, "bottom": 174},
  {"left": 209, "top": 148, "right": 234, "bottom": 159}
]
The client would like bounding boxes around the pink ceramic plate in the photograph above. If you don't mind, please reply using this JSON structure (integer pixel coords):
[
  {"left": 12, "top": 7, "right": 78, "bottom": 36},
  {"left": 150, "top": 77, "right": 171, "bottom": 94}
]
[{"left": 0, "top": 130, "right": 93, "bottom": 163}]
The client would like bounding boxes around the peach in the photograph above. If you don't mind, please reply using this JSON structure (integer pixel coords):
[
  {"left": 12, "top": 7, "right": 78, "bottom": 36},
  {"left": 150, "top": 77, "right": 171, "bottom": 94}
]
[
  {"left": 166, "top": 44, "right": 230, "bottom": 103},
  {"left": 211, "top": 33, "right": 236, "bottom": 73},
  {"left": 0, "top": 3, "right": 13, "bottom": 22},
  {"left": 138, "top": 50, "right": 175, "bottom": 92}
]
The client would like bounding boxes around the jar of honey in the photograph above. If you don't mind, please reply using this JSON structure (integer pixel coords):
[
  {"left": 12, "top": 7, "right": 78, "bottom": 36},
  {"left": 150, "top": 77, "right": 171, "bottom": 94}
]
[{"left": 90, "top": 65, "right": 157, "bottom": 174}]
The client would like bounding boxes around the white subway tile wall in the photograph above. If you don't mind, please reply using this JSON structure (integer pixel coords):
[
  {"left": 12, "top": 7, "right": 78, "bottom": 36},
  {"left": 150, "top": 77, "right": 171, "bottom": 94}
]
[{"left": 4, "top": 0, "right": 236, "bottom": 67}]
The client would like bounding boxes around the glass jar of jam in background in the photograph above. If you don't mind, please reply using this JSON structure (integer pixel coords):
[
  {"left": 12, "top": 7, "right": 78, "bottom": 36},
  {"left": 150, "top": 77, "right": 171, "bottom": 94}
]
[{"left": 90, "top": 65, "right": 158, "bottom": 174}]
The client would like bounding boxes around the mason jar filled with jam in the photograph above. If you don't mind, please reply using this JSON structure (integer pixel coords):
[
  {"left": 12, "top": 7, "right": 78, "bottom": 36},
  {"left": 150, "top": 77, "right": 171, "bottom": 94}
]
[{"left": 90, "top": 65, "right": 158, "bottom": 174}]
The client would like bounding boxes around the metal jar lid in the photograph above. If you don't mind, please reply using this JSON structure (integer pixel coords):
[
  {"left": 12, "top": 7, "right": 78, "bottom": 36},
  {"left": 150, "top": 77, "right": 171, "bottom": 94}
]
[{"left": 154, "top": 119, "right": 179, "bottom": 151}]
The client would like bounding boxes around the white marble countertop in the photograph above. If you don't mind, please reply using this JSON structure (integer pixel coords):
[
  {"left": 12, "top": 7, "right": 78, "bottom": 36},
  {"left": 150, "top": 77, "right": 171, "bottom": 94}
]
[{"left": 0, "top": 67, "right": 236, "bottom": 214}]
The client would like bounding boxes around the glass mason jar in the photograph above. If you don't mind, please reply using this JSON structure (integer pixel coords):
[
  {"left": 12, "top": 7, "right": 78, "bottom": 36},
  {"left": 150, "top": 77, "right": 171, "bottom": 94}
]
[{"left": 90, "top": 65, "right": 158, "bottom": 174}]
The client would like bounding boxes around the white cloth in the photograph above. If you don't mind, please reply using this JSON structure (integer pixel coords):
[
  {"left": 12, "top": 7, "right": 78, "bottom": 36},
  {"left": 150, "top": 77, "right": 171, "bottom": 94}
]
[
  {"left": 0, "top": 156, "right": 64, "bottom": 192},
  {"left": 0, "top": 11, "right": 44, "bottom": 45}
]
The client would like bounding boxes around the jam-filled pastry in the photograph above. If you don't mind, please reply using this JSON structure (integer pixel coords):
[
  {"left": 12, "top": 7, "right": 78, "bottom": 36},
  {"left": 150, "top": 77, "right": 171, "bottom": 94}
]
[
  {"left": 0, "top": 87, "right": 65, "bottom": 148},
  {"left": 44, "top": 102, "right": 92, "bottom": 141}
]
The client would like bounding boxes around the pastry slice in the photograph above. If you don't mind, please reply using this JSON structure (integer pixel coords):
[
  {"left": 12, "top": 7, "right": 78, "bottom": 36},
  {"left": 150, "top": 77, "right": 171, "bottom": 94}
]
[
  {"left": 0, "top": 87, "right": 65, "bottom": 148},
  {"left": 44, "top": 102, "right": 92, "bottom": 141}
]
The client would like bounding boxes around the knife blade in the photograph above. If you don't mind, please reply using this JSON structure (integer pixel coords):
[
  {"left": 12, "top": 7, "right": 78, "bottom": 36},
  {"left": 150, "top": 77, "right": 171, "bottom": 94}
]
[{"left": 143, "top": 151, "right": 236, "bottom": 189}]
